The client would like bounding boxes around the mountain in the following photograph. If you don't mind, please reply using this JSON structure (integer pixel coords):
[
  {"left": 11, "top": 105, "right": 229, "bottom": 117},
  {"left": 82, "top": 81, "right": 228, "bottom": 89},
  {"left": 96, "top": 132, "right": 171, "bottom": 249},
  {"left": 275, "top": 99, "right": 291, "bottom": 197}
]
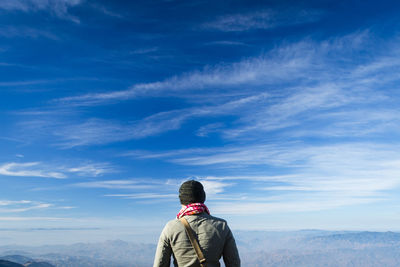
[
  {"left": 0, "top": 240, "right": 155, "bottom": 267},
  {"left": 36, "top": 254, "right": 127, "bottom": 267},
  {"left": 1, "top": 231, "right": 399, "bottom": 266},
  {"left": 24, "top": 262, "right": 55, "bottom": 267},
  {"left": 0, "top": 256, "right": 33, "bottom": 265},
  {"left": 236, "top": 231, "right": 400, "bottom": 267},
  {"left": 0, "top": 260, "right": 24, "bottom": 267},
  {"left": 0, "top": 256, "right": 55, "bottom": 267},
  {"left": 310, "top": 231, "right": 400, "bottom": 244}
]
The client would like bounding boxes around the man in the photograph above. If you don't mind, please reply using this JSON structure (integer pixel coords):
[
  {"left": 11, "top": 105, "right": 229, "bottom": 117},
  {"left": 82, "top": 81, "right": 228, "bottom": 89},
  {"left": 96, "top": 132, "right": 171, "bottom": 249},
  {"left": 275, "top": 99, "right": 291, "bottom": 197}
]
[{"left": 153, "top": 180, "right": 241, "bottom": 267}]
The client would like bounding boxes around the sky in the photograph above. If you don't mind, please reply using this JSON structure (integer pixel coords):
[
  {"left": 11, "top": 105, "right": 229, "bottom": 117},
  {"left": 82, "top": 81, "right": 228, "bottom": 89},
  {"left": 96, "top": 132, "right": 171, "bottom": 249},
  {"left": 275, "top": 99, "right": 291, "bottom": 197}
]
[{"left": 1, "top": 0, "right": 400, "bottom": 245}]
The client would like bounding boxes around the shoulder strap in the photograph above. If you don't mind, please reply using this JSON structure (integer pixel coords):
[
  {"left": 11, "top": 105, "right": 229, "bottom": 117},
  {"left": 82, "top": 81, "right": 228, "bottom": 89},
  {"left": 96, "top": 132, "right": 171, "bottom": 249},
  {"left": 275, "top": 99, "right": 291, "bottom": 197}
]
[{"left": 179, "top": 217, "right": 207, "bottom": 267}]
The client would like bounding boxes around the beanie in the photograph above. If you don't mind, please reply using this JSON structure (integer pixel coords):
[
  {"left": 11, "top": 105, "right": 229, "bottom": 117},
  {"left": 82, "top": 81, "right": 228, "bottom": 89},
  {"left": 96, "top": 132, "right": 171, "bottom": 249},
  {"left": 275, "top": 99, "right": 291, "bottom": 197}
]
[{"left": 179, "top": 180, "right": 206, "bottom": 205}]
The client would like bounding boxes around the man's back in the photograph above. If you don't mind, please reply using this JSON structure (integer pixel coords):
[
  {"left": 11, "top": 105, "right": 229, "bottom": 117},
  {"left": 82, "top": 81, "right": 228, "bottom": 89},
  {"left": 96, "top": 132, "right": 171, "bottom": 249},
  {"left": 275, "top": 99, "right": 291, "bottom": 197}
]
[{"left": 153, "top": 213, "right": 240, "bottom": 267}]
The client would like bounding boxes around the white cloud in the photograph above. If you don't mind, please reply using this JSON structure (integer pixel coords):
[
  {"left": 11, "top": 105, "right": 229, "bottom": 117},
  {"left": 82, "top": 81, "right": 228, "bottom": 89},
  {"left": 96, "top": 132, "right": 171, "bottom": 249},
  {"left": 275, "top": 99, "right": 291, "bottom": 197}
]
[
  {"left": 0, "top": 0, "right": 82, "bottom": 22},
  {"left": 67, "top": 163, "right": 114, "bottom": 177},
  {"left": 202, "top": 9, "right": 323, "bottom": 32},
  {"left": 0, "top": 216, "right": 65, "bottom": 221},
  {"left": 0, "top": 162, "right": 66, "bottom": 178},
  {"left": 52, "top": 118, "right": 132, "bottom": 147},
  {"left": 134, "top": 143, "right": 305, "bottom": 166},
  {"left": 130, "top": 47, "right": 159, "bottom": 55},
  {"left": 88, "top": 178, "right": 233, "bottom": 202},
  {"left": 0, "top": 200, "right": 54, "bottom": 213},
  {"left": 104, "top": 193, "right": 176, "bottom": 199},
  {"left": 51, "top": 115, "right": 186, "bottom": 148},
  {"left": 16, "top": 31, "right": 400, "bottom": 150},
  {"left": 144, "top": 143, "right": 400, "bottom": 172},
  {"left": 287, "top": 109, "right": 400, "bottom": 138},
  {"left": 197, "top": 179, "right": 232, "bottom": 196},
  {"left": 52, "top": 93, "right": 268, "bottom": 146},
  {"left": 0, "top": 200, "right": 32, "bottom": 206},
  {"left": 204, "top": 41, "right": 248, "bottom": 46},
  {"left": 159, "top": 143, "right": 400, "bottom": 215},
  {"left": 196, "top": 122, "right": 224, "bottom": 137},
  {"left": 89, "top": 3, "right": 124, "bottom": 19},
  {"left": 54, "top": 41, "right": 317, "bottom": 106},
  {"left": 50, "top": 81, "right": 398, "bottom": 148},
  {"left": 126, "top": 142, "right": 400, "bottom": 215},
  {"left": 0, "top": 161, "right": 113, "bottom": 178},
  {"left": 73, "top": 180, "right": 154, "bottom": 190},
  {"left": 0, "top": 26, "right": 58, "bottom": 39},
  {"left": 53, "top": 31, "right": 375, "bottom": 108},
  {"left": 212, "top": 197, "right": 378, "bottom": 215}
]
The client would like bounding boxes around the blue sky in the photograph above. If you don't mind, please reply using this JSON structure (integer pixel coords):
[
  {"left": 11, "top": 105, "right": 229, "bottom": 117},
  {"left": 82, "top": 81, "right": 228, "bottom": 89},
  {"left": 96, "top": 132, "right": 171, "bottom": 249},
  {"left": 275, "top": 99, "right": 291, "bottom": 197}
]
[{"left": 1, "top": 0, "right": 400, "bottom": 245}]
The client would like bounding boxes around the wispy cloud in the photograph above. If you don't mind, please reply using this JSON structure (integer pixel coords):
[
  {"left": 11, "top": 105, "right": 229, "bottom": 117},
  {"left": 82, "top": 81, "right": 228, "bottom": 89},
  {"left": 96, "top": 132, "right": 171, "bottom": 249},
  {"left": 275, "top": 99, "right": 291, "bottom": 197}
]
[
  {"left": 0, "top": 162, "right": 114, "bottom": 178},
  {"left": 82, "top": 178, "right": 230, "bottom": 203},
  {"left": 130, "top": 47, "right": 159, "bottom": 55},
  {"left": 89, "top": 3, "right": 124, "bottom": 19},
  {"left": 201, "top": 9, "right": 323, "bottom": 32},
  {"left": 51, "top": 118, "right": 150, "bottom": 147},
  {"left": 135, "top": 143, "right": 400, "bottom": 169},
  {"left": 198, "top": 179, "right": 232, "bottom": 196},
  {"left": 0, "top": 0, "right": 82, "bottom": 23},
  {"left": 128, "top": 142, "right": 400, "bottom": 215},
  {"left": 204, "top": 41, "right": 248, "bottom": 46},
  {"left": 0, "top": 216, "right": 66, "bottom": 221},
  {"left": 0, "top": 200, "right": 32, "bottom": 205},
  {"left": 54, "top": 31, "right": 372, "bottom": 107},
  {"left": 66, "top": 163, "right": 115, "bottom": 177},
  {"left": 212, "top": 197, "right": 378, "bottom": 215},
  {"left": 0, "top": 200, "right": 53, "bottom": 213},
  {"left": 50, "top": 93, "right": 267, "bottom": 147},
  {"left": 15, "top": 31, "right": 400, "bottom": 150},
  {"left": 196, "top": 122, "right": 225, "bottom": 137},
  {"left": 94, "top": 167, "right": 392, "bottom": 214},
  {"left": 72, "top": 179, "right": 181, "bottom": 204},
  {"left": 54, "top": 41, "right": 316, "bottom": 106},
  {"left": 158, "top": 143, "right": 400, "bottom": 214},
  {"left": 104, "top": 193, "right": 176, "bottom": 200},
  {"left": 73, "top": 180, "right": 155, "bottom": 190},
  {"left": 0, "top": 26, "right": 58, "bottom": 40},
  {"left": 0, "top": 162, "right": 66, "bottom": 178}
]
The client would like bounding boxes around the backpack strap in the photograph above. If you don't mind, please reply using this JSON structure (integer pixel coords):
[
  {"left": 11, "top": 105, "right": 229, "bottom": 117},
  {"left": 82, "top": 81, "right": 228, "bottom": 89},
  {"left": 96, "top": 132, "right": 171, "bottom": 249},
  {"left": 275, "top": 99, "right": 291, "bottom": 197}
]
[{"left": 179, "top": 217, "right": 207, "bottom": 267}]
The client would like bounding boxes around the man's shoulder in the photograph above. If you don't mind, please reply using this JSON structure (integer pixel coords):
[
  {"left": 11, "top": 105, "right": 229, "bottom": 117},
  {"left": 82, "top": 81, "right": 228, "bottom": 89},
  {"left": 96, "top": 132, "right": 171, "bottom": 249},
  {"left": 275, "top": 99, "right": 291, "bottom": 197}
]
[
  {"left": 206, "top": 214, "right": 230, "bottom": 231},
  {"left": 203, "top": 213, "right": 228, "bottom": 224},
  {"left": 162, "top": 218, "right": 183, "bottom": 233},
  {"left": 164, "top": 218, "right": 180, "bottom": 228},
  {"left": 188, "top": 213, "right": 229, "bottom": 230}
]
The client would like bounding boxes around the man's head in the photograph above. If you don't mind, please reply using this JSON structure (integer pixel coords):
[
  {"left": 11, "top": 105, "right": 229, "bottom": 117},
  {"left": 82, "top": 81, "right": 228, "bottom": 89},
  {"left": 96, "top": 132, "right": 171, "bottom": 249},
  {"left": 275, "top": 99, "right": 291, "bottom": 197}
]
[{"left": 179, "top": 180, "right": 206, "bottom": 205}]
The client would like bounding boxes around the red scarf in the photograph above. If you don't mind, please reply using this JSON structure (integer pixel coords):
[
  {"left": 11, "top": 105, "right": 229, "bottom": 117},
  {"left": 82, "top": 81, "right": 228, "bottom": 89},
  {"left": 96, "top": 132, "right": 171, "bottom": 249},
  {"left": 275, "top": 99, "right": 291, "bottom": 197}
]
[{"left": 177, "top": 203, "right": 210, "bottom": 219}]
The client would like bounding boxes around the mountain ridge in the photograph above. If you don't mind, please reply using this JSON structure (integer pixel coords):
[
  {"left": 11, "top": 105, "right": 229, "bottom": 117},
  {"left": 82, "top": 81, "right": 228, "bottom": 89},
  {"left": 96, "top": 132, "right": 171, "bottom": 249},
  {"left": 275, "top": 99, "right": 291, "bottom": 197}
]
[{"left": 1, "top": 231, "right": 399, "bottom": 267}]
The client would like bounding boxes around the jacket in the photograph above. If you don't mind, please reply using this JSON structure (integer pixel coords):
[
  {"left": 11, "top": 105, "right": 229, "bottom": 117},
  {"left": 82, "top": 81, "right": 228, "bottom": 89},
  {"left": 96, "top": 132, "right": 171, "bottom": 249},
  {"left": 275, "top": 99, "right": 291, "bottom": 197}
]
[{"left": 153, "top": 212, "right": 240, "bottom": 267}]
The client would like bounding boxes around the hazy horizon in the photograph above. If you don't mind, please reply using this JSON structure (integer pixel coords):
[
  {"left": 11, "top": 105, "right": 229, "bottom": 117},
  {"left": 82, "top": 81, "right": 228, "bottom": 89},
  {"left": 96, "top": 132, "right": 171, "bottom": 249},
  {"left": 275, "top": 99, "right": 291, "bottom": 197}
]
[
  {"left": 2, "top": 227, "right": 400, "bottom": 246},
  {"left": 2, "top": 230, "right": 400, "bottom": 267}
]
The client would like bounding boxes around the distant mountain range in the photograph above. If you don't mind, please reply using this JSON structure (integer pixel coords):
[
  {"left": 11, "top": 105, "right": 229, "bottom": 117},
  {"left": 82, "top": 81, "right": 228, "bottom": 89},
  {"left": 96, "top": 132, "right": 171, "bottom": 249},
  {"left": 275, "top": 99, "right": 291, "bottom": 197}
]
[
  {"left": 311, "top": 231, "right": 400, "bottom": 244},
  {"left": 0, "top": 260, "right": 24, "bottom": 267},
  {"left": 0, "top": 240, "right": 154, "bottom": 267},
  {"left": 1, "top": 231, "right": 399, "bottom": 267},
  {"left": 0, "top": 256, "right": 32, "bottom": 265},
  {"left": 0, "top": 259, "right": 55, "bottom": 267}
]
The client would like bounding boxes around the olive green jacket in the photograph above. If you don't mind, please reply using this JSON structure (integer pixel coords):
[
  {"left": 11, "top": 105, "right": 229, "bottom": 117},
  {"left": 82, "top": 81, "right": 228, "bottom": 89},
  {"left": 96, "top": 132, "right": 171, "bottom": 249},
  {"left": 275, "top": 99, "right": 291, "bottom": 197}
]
[{"left": 153, "top": 213, "right": 240, "bottom": 267}]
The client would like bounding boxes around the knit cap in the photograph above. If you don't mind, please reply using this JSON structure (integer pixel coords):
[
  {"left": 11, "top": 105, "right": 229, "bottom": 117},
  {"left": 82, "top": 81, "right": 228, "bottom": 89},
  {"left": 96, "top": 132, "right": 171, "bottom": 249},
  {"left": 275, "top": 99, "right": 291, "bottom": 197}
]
[{"left": 179, "top": 180, "right": 206, "bottom": 205}]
